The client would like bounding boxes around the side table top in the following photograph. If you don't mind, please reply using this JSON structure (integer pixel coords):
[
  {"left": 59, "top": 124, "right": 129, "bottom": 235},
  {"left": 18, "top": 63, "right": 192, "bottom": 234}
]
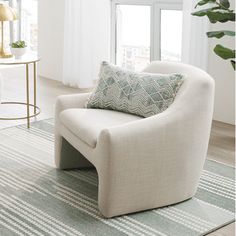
[{"left": 0, "top": 53, "right": 40, "bottom": 65}]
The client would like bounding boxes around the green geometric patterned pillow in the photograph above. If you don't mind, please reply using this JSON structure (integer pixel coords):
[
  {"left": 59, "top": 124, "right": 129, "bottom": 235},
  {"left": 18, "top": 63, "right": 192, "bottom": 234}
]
[{"left": 86, "top": 62, "right": 184, "bottom": 118}]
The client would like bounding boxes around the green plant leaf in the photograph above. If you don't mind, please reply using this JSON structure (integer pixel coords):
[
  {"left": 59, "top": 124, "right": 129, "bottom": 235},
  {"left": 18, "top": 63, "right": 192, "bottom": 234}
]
[
  {"left": 191, "top": 7, "right": 220, "bottom": 17},
  {"left": 10, "top": 40, "right": 27, "bottom": 48},
  {"left": 207, "top": 10, "right": 235, "bottom": 23},
  {"left": 219, "top": 0, "right": 230, "bottom": 9},
  {"left": 195, "top": 0, "right": 216, "bottom": 8},
  {"left": 214, "top": 44, "right": 235, "bottom": 59},
  {"left": 231, "top": 60, "right": 235, "bottom": 70},
  {"left": 207, "top": 30, "right": 235, "bottom": 38}
]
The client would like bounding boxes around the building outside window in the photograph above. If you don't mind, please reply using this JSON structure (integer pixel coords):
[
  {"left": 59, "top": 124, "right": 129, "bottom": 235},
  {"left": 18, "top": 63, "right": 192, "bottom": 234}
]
[
  {"left": 115, "top": 4, "right": 151, "bottom": 71},
  {"left": 111, "top": 0, "right": 183, "bottom": 71},
  {"left": 160, "top": 9, "right": 182, "bottom": 62}
]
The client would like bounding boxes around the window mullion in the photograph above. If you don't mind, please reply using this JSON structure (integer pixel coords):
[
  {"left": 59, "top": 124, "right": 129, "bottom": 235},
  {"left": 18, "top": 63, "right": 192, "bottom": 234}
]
[
  {"left": 150, "top": 3, "right": 154, "bottom": 61},
  {"left": 152, "top": 3, "right": 161, "bottom": 61},
  {"left": 110, "top": 1, "right": 117, "bottom": 63}
]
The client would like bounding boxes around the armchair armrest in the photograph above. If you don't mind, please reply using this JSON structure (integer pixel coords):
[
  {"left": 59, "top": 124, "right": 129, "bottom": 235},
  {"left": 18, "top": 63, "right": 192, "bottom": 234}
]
[
  {"left": 99, "top": 106, "right": 207, "bottom": 162},
  {"left": 96, "top": 106, "right": 212, "bottom": 211},
  {"left": 55, "top": 93, "right": 91, "bottom": 121},
  {"left": 97, "top": 77, "right": 214, "bottom": 206},
  {"left": 99, "top": 77, "right": 214, "bottom": 161},
  {"left": 55, "top": 92, "right": 91, "bottom": 138},
  {"left": 54, "top": 93, "right": 91, "bottom": 168}
]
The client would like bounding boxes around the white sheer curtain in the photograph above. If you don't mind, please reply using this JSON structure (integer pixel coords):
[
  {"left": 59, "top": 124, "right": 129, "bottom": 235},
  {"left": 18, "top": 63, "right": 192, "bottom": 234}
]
[
  {"left": 181, "top": 0, "right": 209, "bottom": 70},
  {"left": 63, "top": 0, "right": 110, "bottom": 88}
]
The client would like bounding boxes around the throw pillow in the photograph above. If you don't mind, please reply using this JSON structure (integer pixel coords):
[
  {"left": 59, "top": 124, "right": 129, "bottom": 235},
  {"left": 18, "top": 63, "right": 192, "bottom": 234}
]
[{"left": 86, "top": 62, "right": 184, "bottom": 118}]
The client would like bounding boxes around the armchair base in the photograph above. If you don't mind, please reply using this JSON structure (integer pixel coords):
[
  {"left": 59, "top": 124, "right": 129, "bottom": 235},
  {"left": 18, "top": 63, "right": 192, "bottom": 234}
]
[{"left": 58, "top": 138, "right": 94, "bottom": 170}]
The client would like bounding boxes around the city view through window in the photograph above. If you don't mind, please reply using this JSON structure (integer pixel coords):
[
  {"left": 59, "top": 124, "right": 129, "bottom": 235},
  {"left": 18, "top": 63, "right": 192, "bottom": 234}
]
[
  {"left": 161, "top": 9, "right": 183, "bottom": 62},
  {"left": 115, "top": 4, "right": 183, "bottom": 71},
  {"left": 116, "top": 5, "right": 151, "bottom": 71}
]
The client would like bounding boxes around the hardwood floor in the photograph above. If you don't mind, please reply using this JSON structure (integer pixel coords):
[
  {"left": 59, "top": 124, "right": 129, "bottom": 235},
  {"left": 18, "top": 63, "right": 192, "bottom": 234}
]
[
  {"left": 208, "top": 121, "right": 235, "bottom": 167},
  {"left": 0, "top": 65, "right": 235, "bottom": 235}
]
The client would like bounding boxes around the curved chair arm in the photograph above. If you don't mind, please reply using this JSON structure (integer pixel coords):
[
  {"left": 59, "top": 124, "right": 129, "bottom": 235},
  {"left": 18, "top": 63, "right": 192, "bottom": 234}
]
[
  {"left": 98, "top": 74, "right": 214, "bottom": 163},
  {"left": 96, "top": 74, "right": 214, "bottom": 217},
  {"left": 55, "top": 93, "right": 91, "bottom": 119},
  {"left": 55, "top": 93, "right": 91, "bottom": 167},
  {"left": 99, "top": 104, "right": 211, "bottom": 163}
]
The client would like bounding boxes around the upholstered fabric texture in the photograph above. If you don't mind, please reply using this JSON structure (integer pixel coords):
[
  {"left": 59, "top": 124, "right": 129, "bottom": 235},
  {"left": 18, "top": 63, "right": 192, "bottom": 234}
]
[
  {"left": 60, "top": 108, "right": 141, "bottom": 148},
  {"left": 86, "top": 62, "right": 184, "bottom": 118},
  {"left": 55, "top": 61, "right": 215, "bottom": 218}
]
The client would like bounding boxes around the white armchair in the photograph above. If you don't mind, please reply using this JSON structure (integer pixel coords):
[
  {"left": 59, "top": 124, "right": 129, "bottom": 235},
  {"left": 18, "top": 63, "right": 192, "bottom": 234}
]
[{"left": 54, "top": 61, "right": 215, "bottom": 218}]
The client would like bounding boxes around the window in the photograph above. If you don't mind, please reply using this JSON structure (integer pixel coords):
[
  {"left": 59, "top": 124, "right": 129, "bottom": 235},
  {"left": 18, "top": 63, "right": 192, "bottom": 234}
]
[
  {"left": 115, "top": 5, "right": 151, "bottom": 71},
  {"left": 21, "top": 0, "right": 38, "bottom": 52},
  {"left": 161, "top": 10, "right": 182, "bottom": 61},
  {"left": 0, "top": 0, "right": 38, "bottom": 52},
  {"left": 111, "top": 0, "right": 183, "bottom": 70}
]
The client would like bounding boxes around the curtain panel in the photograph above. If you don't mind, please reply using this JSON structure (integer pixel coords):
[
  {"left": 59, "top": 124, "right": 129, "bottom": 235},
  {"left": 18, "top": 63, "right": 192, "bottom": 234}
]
[
  {"left": 63, "top": 0, "right": 110, "bottom": 88},
  {"left": 181, "top": 0, "right": 209, "bottom": 70}
]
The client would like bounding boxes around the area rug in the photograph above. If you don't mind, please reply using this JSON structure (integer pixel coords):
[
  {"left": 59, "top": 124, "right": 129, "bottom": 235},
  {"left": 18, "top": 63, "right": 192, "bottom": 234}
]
[{"left": 0, "top": 119, "right": 235, "bottom": 236}]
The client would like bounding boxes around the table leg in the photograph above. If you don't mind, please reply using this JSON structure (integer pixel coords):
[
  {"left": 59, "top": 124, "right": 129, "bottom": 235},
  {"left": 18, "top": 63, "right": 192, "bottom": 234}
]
[
  {"left": 33, "top": 62, "right": 37, "bottom": 115},
  {"left": 26, "top": 64, "right": 30, "bottom": 128}
]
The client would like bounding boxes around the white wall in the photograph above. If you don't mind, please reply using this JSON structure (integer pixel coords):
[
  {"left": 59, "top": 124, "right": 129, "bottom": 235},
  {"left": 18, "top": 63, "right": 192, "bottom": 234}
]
[
  {"left": 38, "top": 0, "right": 65, "bottom": 81},
  {"left": 207, "top": 0, "right": 235, "bottom": 125}
]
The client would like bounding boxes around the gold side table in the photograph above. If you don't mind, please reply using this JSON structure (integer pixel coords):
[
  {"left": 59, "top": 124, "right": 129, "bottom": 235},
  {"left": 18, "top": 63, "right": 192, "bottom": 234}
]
[{"left": 0, "top": 54, "right": 41, "bottom": 128}]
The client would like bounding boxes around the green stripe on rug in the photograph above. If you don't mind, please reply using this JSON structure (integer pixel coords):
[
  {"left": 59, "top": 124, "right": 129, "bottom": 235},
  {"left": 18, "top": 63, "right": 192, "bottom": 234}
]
[{"left": 0, "top": 119, "right": 235, "bottom": 236}]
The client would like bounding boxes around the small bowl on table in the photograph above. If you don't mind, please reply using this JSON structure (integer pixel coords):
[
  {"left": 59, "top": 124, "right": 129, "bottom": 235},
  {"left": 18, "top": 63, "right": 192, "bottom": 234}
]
[{"left": 10, "top": 41, "right": 27, "bottom": 59}]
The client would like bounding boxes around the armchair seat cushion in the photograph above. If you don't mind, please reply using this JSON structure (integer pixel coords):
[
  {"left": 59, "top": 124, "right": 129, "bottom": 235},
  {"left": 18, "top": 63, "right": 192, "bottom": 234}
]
[{"left": 59, "top": 108, "right": 142, "bottom": 148}]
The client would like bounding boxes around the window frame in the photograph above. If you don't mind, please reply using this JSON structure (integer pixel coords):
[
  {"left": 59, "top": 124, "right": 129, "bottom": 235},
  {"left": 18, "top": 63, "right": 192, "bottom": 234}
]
[{"left": 111, "top": 0, "right": 183, "bottom": 65}]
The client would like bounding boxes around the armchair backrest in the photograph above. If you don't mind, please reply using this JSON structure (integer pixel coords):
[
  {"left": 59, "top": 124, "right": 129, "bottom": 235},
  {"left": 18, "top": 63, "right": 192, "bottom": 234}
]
[{"left": 143, "top": 61, "right": 215, "bottom": 120}]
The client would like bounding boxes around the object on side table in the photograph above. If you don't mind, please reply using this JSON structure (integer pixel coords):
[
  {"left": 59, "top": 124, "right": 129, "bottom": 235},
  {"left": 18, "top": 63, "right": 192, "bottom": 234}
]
[
  {"left": 55, "top": 61, "right": 215, "bottom": 218},
  {"left": 10, "top": 40, "right": 27, "bottom": 59},
  {"left": 0, "top": 3, "right": 17, "bottom": 58}
]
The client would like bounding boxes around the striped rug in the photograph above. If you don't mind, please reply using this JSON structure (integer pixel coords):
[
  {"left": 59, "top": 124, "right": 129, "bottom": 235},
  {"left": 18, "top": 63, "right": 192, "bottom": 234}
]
[{"left": 0, "top": 119, "right": 235, "bottom": 236}]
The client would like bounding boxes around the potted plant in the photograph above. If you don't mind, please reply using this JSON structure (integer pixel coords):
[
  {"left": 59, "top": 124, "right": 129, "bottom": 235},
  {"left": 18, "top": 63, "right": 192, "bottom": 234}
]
[
  {"left": 10, "top": 40, "right": 27, "bottom": 59},
  {"left": 192, "top": 0, "right": 235, "bottom": 70}
]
